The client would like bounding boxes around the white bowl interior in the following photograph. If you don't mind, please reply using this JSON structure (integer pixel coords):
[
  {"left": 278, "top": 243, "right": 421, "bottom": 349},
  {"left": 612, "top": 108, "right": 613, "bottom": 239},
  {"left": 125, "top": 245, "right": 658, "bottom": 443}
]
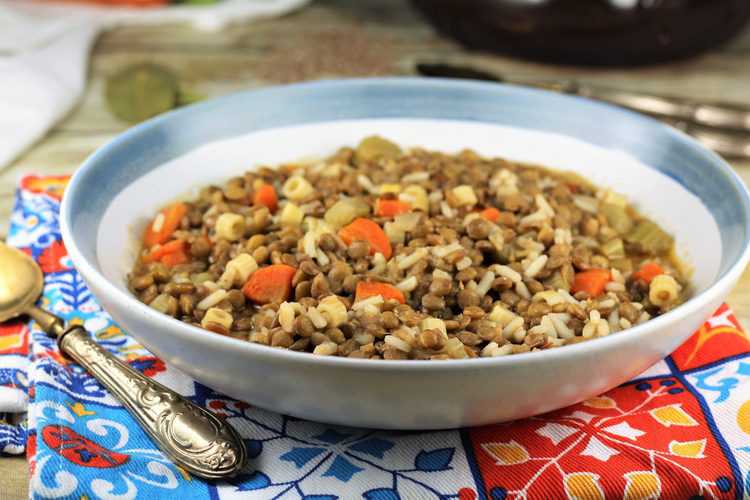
[{"left": 98, "top": 119, "right": 721, "bottom": 295}]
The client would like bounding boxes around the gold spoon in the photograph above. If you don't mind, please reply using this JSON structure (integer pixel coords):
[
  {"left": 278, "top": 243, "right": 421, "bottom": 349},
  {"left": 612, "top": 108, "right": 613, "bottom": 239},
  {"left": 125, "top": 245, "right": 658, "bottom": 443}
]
[{"left": 0, "top": 241, "right": 246, "bottom": 479}]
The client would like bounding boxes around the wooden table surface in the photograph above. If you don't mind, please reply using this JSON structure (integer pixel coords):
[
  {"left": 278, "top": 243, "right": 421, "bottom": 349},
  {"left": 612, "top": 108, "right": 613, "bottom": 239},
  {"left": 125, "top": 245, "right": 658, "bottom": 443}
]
[{"left": 2, "top": 1, "right": 750, "bottom": 497}]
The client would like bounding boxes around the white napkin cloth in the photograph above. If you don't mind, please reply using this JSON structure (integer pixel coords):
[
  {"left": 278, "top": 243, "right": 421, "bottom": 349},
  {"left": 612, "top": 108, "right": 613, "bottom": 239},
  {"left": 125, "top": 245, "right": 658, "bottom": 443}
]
[{"left": 0, "top": 0, "right": 310, "bottom": 170}]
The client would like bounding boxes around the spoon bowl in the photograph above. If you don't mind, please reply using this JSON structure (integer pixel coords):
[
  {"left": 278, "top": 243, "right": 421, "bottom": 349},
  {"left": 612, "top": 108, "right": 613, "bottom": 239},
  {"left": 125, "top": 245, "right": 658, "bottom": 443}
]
[{"left": 0, "top": 242, "right": 44, "bottom": 322}]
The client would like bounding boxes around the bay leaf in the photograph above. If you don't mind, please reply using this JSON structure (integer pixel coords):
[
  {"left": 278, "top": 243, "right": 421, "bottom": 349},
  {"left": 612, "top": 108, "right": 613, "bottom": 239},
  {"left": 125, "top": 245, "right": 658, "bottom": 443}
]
[{"left": 105, "top": 63, "right": 179, "bottom": 124}]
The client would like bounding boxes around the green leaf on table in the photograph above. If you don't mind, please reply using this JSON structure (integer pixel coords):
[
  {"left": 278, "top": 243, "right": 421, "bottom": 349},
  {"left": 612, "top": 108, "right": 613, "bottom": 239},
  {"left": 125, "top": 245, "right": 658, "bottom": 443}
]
[
  {"left": 176, "top": 88, "right": 207, "bottom": 106},
  {"left": 105, "top": 63, "right": 179, "bottom": 124}
]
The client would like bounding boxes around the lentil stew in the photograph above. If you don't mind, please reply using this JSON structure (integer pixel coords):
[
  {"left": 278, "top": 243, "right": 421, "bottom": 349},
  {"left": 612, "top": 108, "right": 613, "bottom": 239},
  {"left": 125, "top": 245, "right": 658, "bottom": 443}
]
[{"left": 128, "top": 136, "right": 688, "bottom": 360}]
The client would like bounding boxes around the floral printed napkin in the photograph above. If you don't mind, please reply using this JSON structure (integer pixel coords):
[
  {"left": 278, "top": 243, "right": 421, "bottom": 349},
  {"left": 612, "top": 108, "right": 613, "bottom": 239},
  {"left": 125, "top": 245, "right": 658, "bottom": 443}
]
[{"left": 2, "top": 175, "right": 750, "bottom": 499}]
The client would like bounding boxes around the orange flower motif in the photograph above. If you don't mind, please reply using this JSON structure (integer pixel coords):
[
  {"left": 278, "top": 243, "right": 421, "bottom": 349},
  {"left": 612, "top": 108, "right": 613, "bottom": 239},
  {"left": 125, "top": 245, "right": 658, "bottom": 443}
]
[
  {"left": 37, "top": 240, "right": 69, "bottom": 274},
  {"left": 736, "top": 399, "right": 750, "bottom": 438},
  {"left": 0, "top": 322, "right": 29, "bottom": 355},
  {"left": 564, "top": 472, "right": 605, "bottom": 500},
  {"left": 21, "top": 175, "right": 69, "bottom": 201},
  {"left": 623, "top": 471, "right": 661, "bottom": 500},
  {"left": 671, "top": 304, "right": 750, "bottom": 371}
]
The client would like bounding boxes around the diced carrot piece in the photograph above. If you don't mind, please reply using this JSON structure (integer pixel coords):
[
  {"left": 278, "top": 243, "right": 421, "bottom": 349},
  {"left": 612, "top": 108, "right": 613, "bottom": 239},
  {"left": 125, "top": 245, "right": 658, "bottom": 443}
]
[
  {"left": 571, "top": 269, "right": 611, "bottom": 297},
  {"left": 144, "top": 202, "right": 188, "bottom": 248},
  {"left": 479, "top": 207, "right": 501, "bottom": 223},
  {"left": 242, "top": 264, "right": 296, "bottom": 304},
  {"left": 338, "top": 218, "right": 392, "bottom": 259},
  {"left": 632, "top": 262, "right": 664, "bottom": 284},
  {"left": 142, "top": 239, "right": 186, "bottom": 263},
  {"left": 253, "top": 184, "right": 278, "bottom": 213},
  {"left": 375, "top": 198, "right": 411, "bottom": 217},
  {"left": 355, "top": 281, "right": 406, "bottom": 304},
  {"left": 161, "top": 249, "right": 189, "bottom": 267}
]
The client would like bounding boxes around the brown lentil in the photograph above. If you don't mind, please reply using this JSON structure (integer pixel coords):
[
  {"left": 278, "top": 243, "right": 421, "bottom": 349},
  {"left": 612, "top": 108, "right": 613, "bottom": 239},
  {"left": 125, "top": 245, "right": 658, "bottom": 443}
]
[
  {"left": 422, "top": 294, "right": 446, "bottom": 310},
  {"left": 382, "top": 311, "right": 400, "bottom": 330},
  {"left": 457, "top": 289, "right": 481, "bottom": 308},
  {"left": 130, "top": 274, "right": 154, "bottom": 291},
  {"left": 429, "top": 278, "right": 453, "bottom": 296},
  {"left": 418, "top": 329, "right": 446, "bottom": 350}
]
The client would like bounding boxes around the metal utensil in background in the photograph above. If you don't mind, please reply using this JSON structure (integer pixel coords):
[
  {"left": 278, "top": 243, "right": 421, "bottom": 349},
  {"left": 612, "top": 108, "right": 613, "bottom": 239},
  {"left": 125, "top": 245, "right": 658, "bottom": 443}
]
[
  {"left": 416, "top": 62, "right": 750, "bottom": 159},
  {"left": 0, "top": 242, "right": 247, "bottom": 480}
]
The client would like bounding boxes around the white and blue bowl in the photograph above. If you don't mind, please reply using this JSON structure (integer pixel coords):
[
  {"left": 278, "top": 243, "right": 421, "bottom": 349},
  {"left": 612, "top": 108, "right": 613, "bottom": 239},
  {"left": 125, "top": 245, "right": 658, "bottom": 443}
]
[{"left": 61, "top": 78, "right": 750, "bottom": 429}]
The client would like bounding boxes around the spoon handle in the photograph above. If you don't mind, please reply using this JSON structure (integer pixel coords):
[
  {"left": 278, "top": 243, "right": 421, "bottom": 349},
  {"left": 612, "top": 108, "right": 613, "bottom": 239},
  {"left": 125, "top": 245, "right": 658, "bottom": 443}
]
[{"left": 58, "top": 324, "right": 247, "bottom": 479}]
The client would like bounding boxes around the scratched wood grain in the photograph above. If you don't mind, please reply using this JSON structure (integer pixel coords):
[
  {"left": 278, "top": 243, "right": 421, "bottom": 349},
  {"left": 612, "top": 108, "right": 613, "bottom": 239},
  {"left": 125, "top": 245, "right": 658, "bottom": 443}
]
[{"left": 0, "top": 1, "right": 749, "bottom": 496}]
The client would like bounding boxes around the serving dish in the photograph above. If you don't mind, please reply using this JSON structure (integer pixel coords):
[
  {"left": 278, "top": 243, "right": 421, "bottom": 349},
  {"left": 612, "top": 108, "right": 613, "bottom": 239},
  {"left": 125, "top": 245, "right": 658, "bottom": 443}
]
[{"left": 60, "top": 78, "right": 750, "bottom": 429}]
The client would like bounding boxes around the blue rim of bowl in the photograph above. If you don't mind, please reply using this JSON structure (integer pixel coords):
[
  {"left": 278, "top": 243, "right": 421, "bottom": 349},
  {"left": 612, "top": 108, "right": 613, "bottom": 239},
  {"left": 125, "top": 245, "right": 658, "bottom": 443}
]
[{"left": 60, "top": 77, "right": 750, "bottom": 371}]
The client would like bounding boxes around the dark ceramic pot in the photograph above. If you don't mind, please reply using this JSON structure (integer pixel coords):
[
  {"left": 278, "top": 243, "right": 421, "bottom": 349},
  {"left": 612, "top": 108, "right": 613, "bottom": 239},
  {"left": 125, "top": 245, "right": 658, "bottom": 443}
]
[{"left": 410, "top": 0, "right": 750, "bottom": 66}]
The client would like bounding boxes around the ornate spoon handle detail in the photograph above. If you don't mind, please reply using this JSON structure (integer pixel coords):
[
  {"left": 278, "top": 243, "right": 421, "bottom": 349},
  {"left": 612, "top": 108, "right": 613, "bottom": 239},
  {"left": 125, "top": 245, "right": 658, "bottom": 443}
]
[{"left": 58, "top": 325, "right": 247, "bottom": 479}]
